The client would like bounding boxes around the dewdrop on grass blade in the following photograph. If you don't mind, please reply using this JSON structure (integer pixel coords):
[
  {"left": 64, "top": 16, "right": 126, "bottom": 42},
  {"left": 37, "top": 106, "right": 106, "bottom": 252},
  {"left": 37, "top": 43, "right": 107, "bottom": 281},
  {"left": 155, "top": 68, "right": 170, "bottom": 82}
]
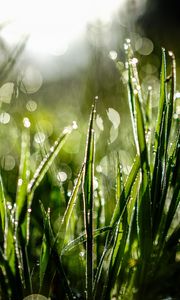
[{"left": 23, "top": 117, "right": 31, "bottom": 128}]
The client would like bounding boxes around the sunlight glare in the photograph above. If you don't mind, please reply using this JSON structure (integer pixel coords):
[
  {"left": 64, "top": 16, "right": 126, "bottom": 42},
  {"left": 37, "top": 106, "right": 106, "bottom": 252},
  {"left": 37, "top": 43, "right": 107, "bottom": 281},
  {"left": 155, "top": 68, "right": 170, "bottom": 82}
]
[{"left": 0, "top": 0, "right": 122, "bottom": 55}]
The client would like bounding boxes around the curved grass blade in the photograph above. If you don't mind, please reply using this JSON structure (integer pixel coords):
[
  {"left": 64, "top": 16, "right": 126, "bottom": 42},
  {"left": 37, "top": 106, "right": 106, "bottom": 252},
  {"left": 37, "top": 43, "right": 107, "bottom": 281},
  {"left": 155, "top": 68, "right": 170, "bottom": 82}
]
[
  {"left": 26, "top": 124, "right": 75, "bottom": 242},
  {"left": 28, "top": 125, "right": 74, "bottom": 195},
  {"left": 61, "top": 226, "right": 112, "bottom": 255},
  {"left": 59, "top": 164, "right": 84, "bottom": 247},
  {"left": 82, "top": 103, "right": 96, "bottom": 300}
]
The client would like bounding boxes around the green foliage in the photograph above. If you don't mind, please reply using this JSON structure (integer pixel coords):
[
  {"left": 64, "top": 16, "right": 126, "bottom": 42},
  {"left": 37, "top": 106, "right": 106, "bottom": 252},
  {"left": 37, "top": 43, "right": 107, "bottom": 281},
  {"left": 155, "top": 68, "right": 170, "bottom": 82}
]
[{"left": 0, "top": 43, "right": 180, "bottom": 300}]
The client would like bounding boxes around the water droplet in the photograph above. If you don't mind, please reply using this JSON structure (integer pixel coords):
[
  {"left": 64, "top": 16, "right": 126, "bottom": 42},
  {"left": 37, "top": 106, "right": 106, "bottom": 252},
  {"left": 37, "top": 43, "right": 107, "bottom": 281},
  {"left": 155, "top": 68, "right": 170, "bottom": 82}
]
[
  {"left": 168, "top": 51, "right": 173, "bottom": 57},
  {"left": 72, "top": 121, "right": 78, "bottom": 130},
  {"left": 131, "top": 57, "right": 138, "bottom": 65},
  {"left": 18, "top": 178, "right": 23, "bottom": 186},
  {"left": 79, "top": 251, "right": 85, "bottom": 258},
  {"left": 109, "top": 50, "right": 117, "bottom": 60},
  {"left": 57, "top": 171, "right": 67, "bottom": 182},
  {"left": 63, "top": 126, "right": 72, "bottom": 134},
  {"left": 23, "top": 117, "right": 31, "bottom": 128},
  {"left": 124, "top": 44, "right": 128, "bottom": 51},
  {"left": 7, "top": 202, "right": 12, "bottom": 210}
]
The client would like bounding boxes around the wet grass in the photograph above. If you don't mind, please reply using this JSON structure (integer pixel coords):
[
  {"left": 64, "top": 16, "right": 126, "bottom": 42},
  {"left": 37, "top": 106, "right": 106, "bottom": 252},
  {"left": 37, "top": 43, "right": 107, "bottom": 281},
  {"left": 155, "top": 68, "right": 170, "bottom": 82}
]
[{"left": 0, "top": 42, "right": 180, "bottom": 300}]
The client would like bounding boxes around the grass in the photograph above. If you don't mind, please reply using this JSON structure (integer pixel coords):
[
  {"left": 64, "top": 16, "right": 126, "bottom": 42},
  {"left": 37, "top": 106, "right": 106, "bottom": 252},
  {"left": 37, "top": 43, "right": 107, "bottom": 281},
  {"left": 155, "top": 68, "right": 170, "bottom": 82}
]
[{"left": 0, "top": 41, "right": 180, "bottom": 300}]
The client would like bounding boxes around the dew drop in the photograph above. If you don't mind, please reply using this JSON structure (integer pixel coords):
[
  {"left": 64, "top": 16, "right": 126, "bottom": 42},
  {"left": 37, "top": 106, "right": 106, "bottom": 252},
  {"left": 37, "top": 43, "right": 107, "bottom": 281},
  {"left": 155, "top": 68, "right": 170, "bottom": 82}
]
[{"left": 23, "top": 117, "right": 31, "bottom": 128}]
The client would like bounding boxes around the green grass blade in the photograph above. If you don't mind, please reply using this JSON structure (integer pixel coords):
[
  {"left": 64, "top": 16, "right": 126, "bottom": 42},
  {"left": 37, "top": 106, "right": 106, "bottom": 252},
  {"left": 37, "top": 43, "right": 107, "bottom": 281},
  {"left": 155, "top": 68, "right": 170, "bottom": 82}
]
[
  {"left": 165, "top": 52, "right": 176, "bottom": 147},
  {"left": 39, "top": 203, "right": 74, "bottom": 299},
  {"left": 0, "top": 173, "right": 7, "bottom": 240},
  {"left": 151, "top": 49, "right": 168, "bottom": 238},
  {"left": 39, "top": 203, "right": 54, "bottom": 290},
  {"left": 58, "top": 164, "right": 84, "bottom": 249},
  {"left": 110, "top": 155, "right": 140, "bottom": 228},
  {"left": 61, "top": 226, "right": 112, "bottom": 255},
  {"left": 82, "top": 103, "right": 96, "bottom": 300},
  {"left": 26, "top": 125, "right": 74, "bottom": 242},
  {"left": 135, "top": 94, "right": 152, "bottom": 258},
  {"left": 28, "top": 125, "right": 74, "bottom": 195},
  {"left": 93, "top": 156, "right": 140, "bottom": 298},
  {"left": 15, "top": 122, "right": 30, "bottom": 224}
]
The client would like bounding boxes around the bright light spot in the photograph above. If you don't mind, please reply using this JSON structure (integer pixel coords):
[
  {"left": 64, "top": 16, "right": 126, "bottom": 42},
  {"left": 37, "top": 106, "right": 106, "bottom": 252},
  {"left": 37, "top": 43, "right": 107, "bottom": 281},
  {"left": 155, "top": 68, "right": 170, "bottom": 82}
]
[
  {"left": 27, "top": 208, "right": 32, "bottom": 213},
  {"left": 34, "top": 132, "right": 46, "bottom": 144},
  {"left": 175, "top": 92, "right": 180, "bottom": 99},
  {"left": 18, "top": 178, "right": 23, "bottom": 186},
  {"left": 1, "top": 155, "right": 15, "bottom": 171},
  {"left": 131, "top": 57, "right": 138, "bottom": 65},
  {"left": 79, "top": 251, "right": 85, "bottom": 258},
  {"left": 0, "top": 83, "right": 14, "bottom": 104},
  {"left": 96, "top": 115, "right": 104, "bottom": 131},
  {"left": 0, "top": 112, "right": 11, "bottom": 124},
  {"left": 7, "top": 203, "right": 13, "bottom": 210},
  {"left": 26, "top": 100, "right": 37, "bottom": 112},
  {"left": 57, "top": 171, "right": 68, "bottom": 182},
  {"left": 109, "top": 50, "right": 118, "bottom": 60},
  {"left": 0, "top": 0, "right": 123, "bottom": 55},
  {"left": 19, "top": 66, "right": 43, "bottom": 94},
  {"left": 106, "top": 108, "right": 120, "bottom": 129},
  {"left": 72, "top": 121, "right": 78, "bottom": 130},
  {"left": 23, "top": 117, "right": 31, "bottom": 128},
  {"left": 168, "top": 51, "right": 174, "bottom": 57},
  {"left": 124, "top": 43, "right": 129, "bottom": 51}
]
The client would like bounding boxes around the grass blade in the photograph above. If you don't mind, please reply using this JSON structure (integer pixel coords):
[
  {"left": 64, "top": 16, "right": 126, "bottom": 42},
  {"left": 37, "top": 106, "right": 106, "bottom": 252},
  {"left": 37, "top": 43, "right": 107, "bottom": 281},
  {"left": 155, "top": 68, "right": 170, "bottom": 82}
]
[{"left": 82, "top": 103, "right": 96, "bottom": 300}]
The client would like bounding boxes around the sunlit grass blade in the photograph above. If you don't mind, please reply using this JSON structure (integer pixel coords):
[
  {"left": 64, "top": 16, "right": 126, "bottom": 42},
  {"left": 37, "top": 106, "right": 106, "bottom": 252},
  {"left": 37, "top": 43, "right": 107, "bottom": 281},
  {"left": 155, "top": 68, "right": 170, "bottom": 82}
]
[
  {"left": 82, "top": 103, "right": 96, "bottom": 300},
  {"left": 93, "top": 156, "right": 140, "bottom": 298},
  {"left": 25, "top": 125, "right": 74, "bottom": 242},
  {"left": 135, "top": 94, "right": 152, "bottom": 258},
  {"left": 110, "top": 155, "right": 140, "bottom": 228},
  {"left": 102, "top": 173, "right": 140, "bottom": 300},
  {"left": 61, "top": 226, "right": 112, "bottom": 255},
  {"left": 0, "top": 173, "right": 7, "bottom": 241},
  {"left": 15, "top": 123, "right": 30, "bottom": 223},
  {"left": 39, "top": 202, "right": 54, "bottom": 293},
  {"left": 165, "top": 51, "right": 176, "bottom": 148},
  {"left": 28, "top": 125, "right": 74, "bottom": 195},
  {"left": 59, "top": 164, "right": 84, "bottom": 249},
  {"left": 151, "top": 48, "right": 168, "bottom": 238}
]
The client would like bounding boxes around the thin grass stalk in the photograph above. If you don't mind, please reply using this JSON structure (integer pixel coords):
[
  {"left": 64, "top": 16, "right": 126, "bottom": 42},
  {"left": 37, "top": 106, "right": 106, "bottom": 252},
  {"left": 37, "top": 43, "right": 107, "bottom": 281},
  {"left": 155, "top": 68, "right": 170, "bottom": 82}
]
[{"left": 82, "top": 104, "right": 96, "bottom": 300}]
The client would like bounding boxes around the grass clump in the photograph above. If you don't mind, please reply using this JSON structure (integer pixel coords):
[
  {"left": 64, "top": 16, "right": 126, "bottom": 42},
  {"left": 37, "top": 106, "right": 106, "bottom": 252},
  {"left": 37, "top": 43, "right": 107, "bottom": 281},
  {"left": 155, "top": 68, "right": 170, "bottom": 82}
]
[{"left": 0, "top": 42, "right": 180, "bottom": 300}]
